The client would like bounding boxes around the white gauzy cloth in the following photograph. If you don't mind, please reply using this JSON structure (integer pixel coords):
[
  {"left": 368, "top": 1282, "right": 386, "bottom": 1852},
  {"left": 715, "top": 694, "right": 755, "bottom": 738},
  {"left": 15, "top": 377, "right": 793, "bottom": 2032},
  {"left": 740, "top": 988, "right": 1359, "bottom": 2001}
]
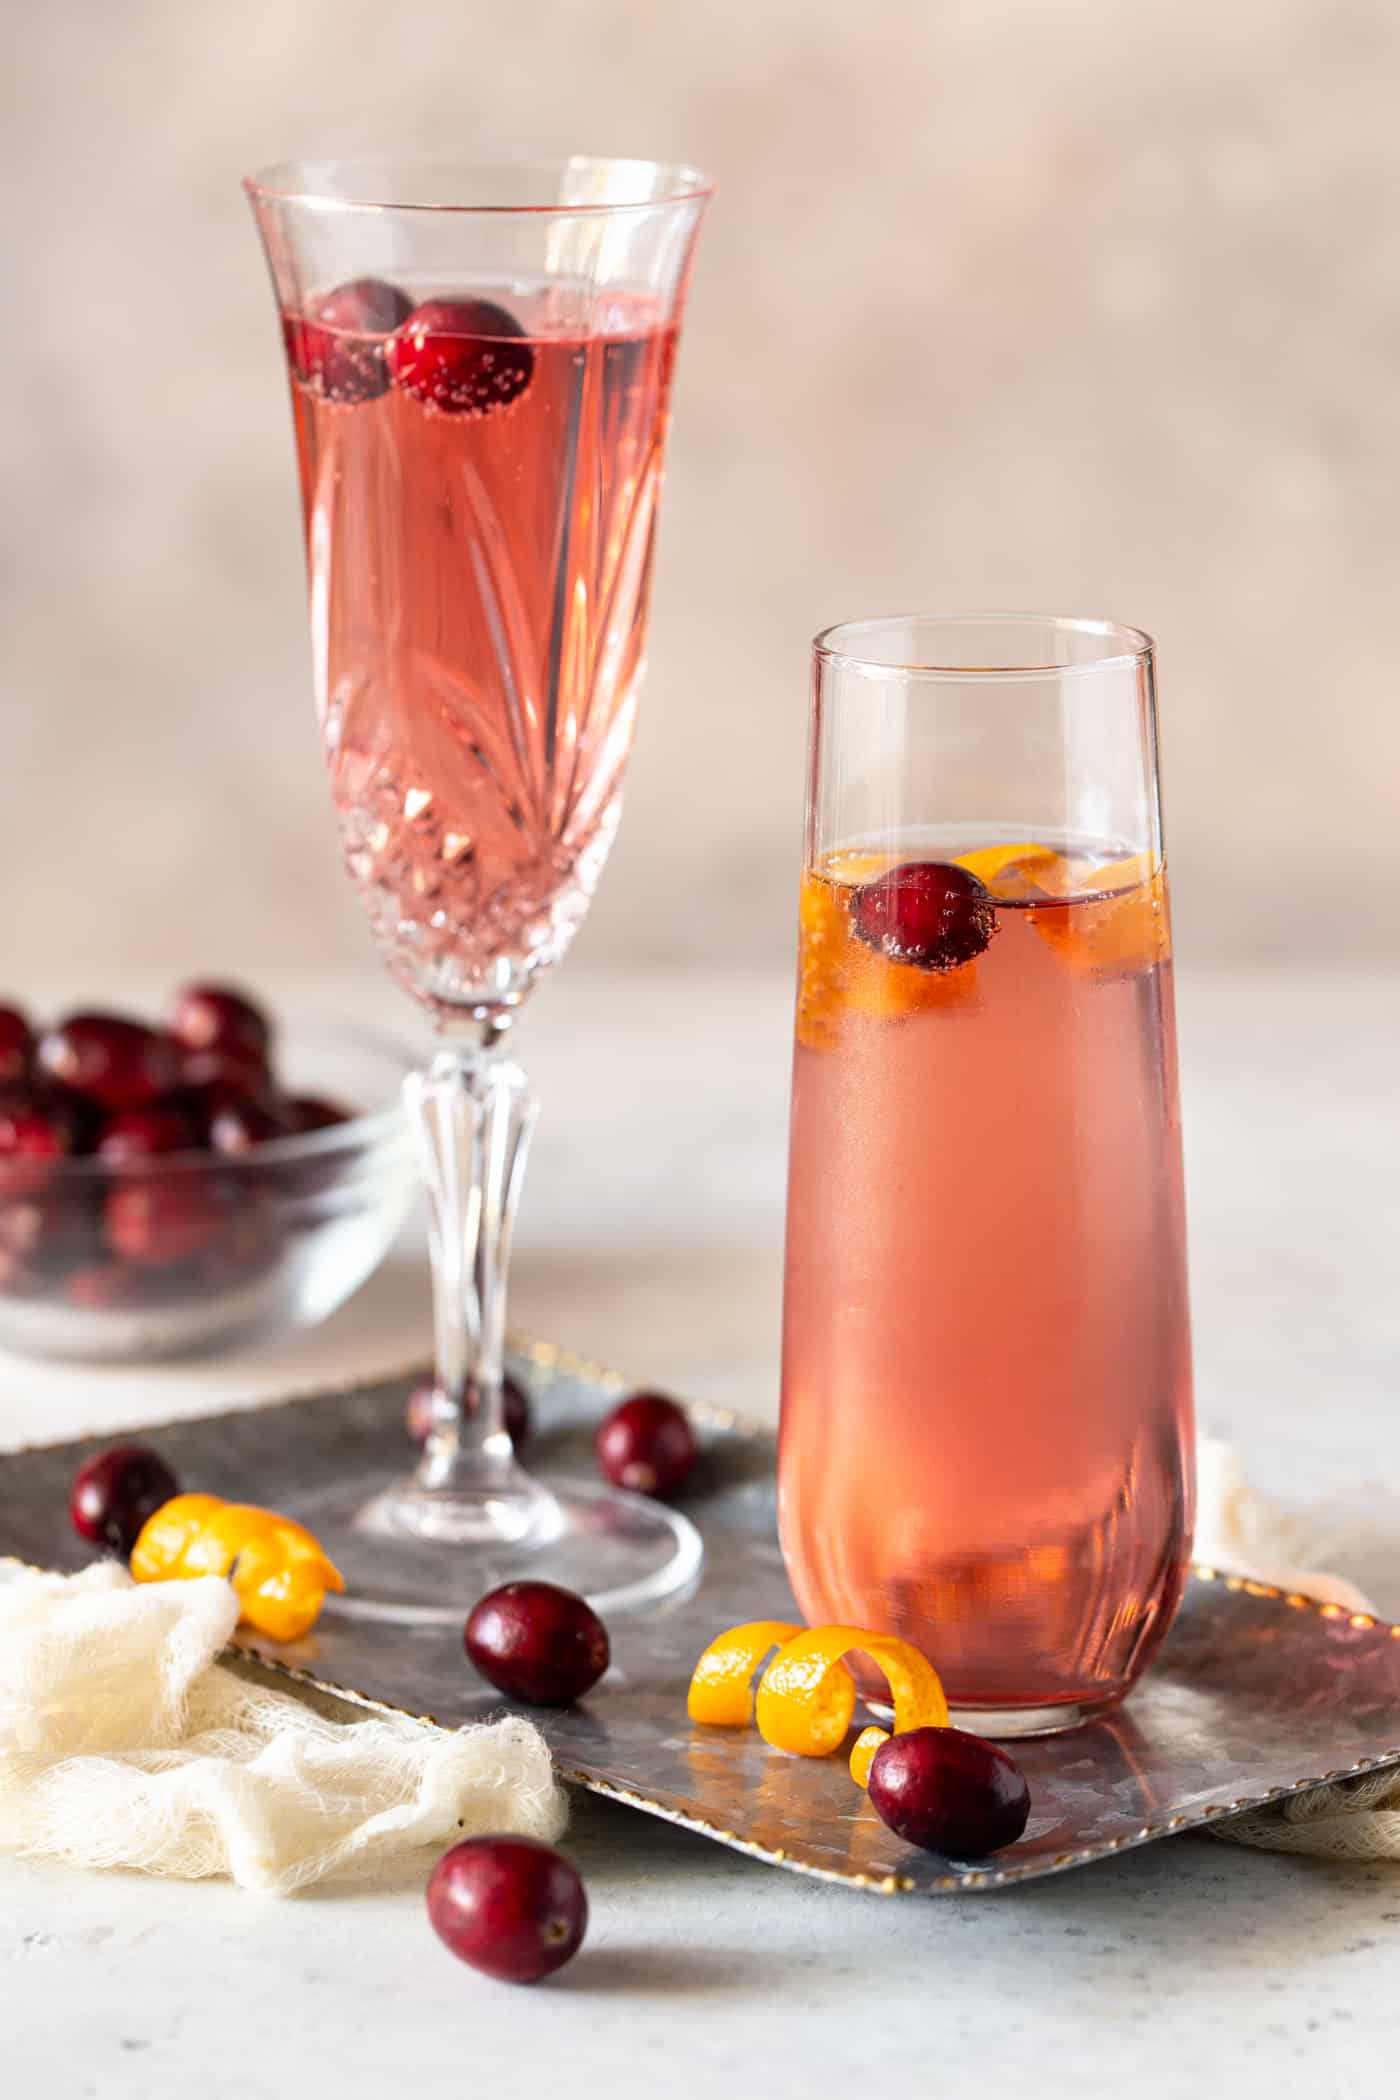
[
  {"left": 1195, "top": 1434, "right": 1399, "bottom": 1862},
  {"left": 1194, "top": 1436, "right": 1374, "bottom": 1612},
  {"left": 0, "top": 1562, "right": 565, "bottom": 1895}
]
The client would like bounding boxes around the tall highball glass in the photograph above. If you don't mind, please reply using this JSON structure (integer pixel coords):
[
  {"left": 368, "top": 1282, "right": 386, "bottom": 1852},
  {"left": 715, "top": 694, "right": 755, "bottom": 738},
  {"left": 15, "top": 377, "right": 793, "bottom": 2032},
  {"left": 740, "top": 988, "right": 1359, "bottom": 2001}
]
[{"left": 779, "top": 615, "right": 1194, "bottom": 1733}]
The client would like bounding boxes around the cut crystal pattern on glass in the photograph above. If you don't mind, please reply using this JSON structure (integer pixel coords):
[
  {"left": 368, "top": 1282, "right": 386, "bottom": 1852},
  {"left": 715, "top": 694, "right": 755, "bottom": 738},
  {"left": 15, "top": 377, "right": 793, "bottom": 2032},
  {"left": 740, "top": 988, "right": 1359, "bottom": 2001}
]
[{"left": 248, "top": 157, "right": 711, "bottom": 1620}]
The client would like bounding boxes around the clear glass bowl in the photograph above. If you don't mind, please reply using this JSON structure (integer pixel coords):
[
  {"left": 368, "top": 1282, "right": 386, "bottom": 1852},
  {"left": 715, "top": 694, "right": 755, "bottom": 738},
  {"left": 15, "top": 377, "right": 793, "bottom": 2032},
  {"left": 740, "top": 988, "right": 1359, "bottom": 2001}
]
[{"left": 0, "top": 1026, "right": 417, "bottom": 1362}]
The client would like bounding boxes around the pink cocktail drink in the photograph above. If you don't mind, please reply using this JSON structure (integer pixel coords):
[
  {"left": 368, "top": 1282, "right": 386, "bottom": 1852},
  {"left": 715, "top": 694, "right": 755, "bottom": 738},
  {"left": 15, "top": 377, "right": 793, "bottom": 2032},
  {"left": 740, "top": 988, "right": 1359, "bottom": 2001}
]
[
  {"left": 249, "top": 160, "right": 711, "bottom": 1620},
  {"left": 780, "top": 839, "right": 1194, "bottom": 1728},
  {"left": 285, "top": 281, "right": 675, "bottom": 1014}
]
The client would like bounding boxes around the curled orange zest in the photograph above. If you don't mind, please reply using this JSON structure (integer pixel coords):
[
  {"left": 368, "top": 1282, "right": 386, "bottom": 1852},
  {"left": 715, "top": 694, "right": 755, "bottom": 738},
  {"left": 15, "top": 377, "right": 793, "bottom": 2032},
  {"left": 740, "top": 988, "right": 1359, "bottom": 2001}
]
[
  {"left": 754, "top": 1625, "right": 949, "bottom": 1762},
  {"left": 954, "top": 841, "right": 1059, "bottom": 899},
  {"left": 687, "top": 1620, "right": 804, "bottom": 1727},
  {"left": 130, "top": 1492, "right": 345, "bottom": 1642},
  {"left": 1030, "top": 852, "right": 1171, "bottom": 974},
  {"left": 848, "top": 1726, "right": 889, "bottom": 1788}
]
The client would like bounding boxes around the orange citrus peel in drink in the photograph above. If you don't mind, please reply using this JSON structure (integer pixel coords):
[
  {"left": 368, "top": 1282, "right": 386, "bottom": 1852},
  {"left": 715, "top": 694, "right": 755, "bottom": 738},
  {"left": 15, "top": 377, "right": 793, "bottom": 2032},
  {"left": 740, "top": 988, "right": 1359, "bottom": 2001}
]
[
  {"left": 1029, "top": 851, "right": 1171, "bottom": 973},
  {"left": 956, "top": 841, "right": 1171, "bottom": 971},
  {"left": 797, "top": 854, "right": 979, "bottom": 1051},
  {"left": 953, "top": 841, "right": 1061, "bottom": 898},
  {"left": 130, "top": 1492, "right": 345, "bottom": 1642},
  {"left": 687, "top": 1620, "right": 948, "bottom": 1785}
]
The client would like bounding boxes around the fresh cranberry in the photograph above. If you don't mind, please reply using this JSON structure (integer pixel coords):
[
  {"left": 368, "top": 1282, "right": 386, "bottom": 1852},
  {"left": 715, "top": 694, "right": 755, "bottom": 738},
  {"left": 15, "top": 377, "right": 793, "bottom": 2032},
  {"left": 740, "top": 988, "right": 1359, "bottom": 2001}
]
[
  {"left": 65, "top": 1261, "right": 141, "bottom": 1311},
  {"left": 427, "top": 1836, "right": 587, "bottom": 1984},
  {"left": 287, "top": 277, "right": 413, "bottom": 405},
  {"left": 866, "top": 1727, "right": 1031, "bottom": 1857},
  {"left": 284, "top": 1094, "right": 352, "bottom": 1135},
  {"left": 168, "top": 983, "right": 271, "bottom": 1063},
  {"left": 96, "top": 1104, "right": 198, "bottom": 1162},
  {"left": 406, "top": 1373, "right": 531, "bottom": 1452},
  {"left": 200, "top": 1199, "right": 284, "bottom": 1286},
  {"left": 852, "top": 862, "right": 995, "bottom": 972},
  {"left": 0, "top": 1084, "right": 87, "bottom": 1196},
  {"left": 37, "top": 1014, "right": 179, "bottom": 1111},
  {"left": 206, "top": 1094, "right": 291, "bottom": 1156},
  {"left": 0, "top": 1186, "right": 98, "bottom": 1275},
  {"left": 594, "top": 1392, "right": 697, "bottom": 1499},
  {"left": 318, "top": 276, "right": 413, "bottom": 335},
  {"left": 0, "top": 1005, "right": 33, "bottom": 1084},
  {"left": 464, "top": 1581, "right": 609, "bottom": 1707},
  {"left": 177, "top": 1044, "right": 274, "bottom": 1096},
  {"left": 69, "top": 1443, "right": 179, "bottom": 1557},
  {"left": 387, "top": 298, "right": 534, "bottom": 416},
  {"left": 104, "top": 1174, "right": 227, "bottom": 1269}
]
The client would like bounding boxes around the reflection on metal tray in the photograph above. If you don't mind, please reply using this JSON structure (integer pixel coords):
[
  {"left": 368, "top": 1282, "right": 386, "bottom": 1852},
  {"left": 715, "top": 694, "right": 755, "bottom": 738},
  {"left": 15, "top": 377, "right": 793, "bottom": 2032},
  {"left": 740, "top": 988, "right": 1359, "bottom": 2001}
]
[{"left": 5, "top": 1341, "right": 1400, "bottom": 1895}]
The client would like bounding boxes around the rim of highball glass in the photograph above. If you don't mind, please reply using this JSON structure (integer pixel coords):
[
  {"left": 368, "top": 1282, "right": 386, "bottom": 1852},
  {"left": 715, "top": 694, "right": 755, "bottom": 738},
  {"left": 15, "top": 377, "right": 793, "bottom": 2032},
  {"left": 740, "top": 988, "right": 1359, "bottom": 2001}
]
[
  {"left": 813, "top": 613, "right": 1155, "bottom": 684},
  {"left": 242, "top": 156, "right": 715, "bottom": 217}
]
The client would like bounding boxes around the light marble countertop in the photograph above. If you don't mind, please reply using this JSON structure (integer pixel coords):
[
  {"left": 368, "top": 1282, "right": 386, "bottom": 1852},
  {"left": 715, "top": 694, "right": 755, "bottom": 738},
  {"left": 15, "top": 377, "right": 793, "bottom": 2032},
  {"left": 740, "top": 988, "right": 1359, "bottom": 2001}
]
[{"left": 4, "top": 961, "right": 1399, "bottom": 2096}]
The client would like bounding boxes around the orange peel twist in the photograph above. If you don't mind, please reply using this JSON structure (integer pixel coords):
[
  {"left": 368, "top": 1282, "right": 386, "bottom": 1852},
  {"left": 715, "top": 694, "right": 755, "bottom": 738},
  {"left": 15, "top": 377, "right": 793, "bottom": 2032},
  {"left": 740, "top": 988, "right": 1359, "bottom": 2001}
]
[
  {"left": 130, "top": 1492, "right": 345, "bottom": 1642},
  {"left": 751, "top": 1625, "right": 949, "bottom": 1774},
  {"left": 686, "top": 1620, "right": 804, "bottom": 1728}
]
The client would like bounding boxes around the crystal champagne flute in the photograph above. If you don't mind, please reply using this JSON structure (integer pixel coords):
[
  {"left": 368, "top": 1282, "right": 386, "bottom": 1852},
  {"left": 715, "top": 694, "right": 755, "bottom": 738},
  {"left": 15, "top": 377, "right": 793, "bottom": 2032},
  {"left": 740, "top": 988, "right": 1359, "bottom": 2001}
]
[{"left": 246, "top": 158, "right": 712, "bottom": 1621}]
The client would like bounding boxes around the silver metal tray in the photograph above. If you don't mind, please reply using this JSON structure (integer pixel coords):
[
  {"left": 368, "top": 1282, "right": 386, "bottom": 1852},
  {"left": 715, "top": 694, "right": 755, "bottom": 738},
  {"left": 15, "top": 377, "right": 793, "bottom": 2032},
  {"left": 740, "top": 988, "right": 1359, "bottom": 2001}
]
[{"left": 5, "top": 1341, "right": 1400, "bottom": 1894}]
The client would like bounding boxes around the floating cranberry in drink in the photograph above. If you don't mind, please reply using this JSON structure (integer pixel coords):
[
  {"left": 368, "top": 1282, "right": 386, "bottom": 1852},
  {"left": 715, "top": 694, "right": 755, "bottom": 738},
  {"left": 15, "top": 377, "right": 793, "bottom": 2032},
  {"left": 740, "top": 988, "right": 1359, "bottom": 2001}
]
[
  {"left": 287, "top": 277, "right": 413, "bottom": 405},
  {"left": 387, "top": 297, "right": 535, "bottom": 416},
  {"left": 852, "top": 861, "right": 994, "bottom": 972},
  {"left": 427, "top": 1836, "right": 587, "bottom": 1984}
]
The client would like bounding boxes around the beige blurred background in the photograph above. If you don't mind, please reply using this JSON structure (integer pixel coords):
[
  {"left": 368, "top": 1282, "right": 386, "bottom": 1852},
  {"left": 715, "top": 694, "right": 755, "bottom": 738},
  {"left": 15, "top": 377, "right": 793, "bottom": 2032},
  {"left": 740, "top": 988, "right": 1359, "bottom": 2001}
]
[{"left": 5, "top": 0, "right": 1399, "bottom": 984}]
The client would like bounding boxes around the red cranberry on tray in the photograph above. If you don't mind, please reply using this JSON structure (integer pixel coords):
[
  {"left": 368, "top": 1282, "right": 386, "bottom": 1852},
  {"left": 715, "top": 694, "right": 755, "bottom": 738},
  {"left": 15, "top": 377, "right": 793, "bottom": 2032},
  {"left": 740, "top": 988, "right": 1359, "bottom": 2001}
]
[
  {"left": 866, "top": 1727, "right": 1031, "bottom": 1858},
  {"left": 595, "top": 1391, "right": 698, "bottom": 1499},
  {"left": 69, "top": 1443, "right": 179, "bottom": 1557},
  {"left": 465, "top": 1581, "right": 610, "bottom": 1707},
  {"left": 406, "top": 1373, "right": 531, "bottom": 1453}
]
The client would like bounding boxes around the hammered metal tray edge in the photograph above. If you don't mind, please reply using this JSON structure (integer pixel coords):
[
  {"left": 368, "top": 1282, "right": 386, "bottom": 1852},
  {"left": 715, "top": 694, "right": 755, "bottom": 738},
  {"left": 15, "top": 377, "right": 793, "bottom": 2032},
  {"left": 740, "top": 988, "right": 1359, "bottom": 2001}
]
[{"left": 4, "top": 1336, "right": 1400, "bottom": 1898}]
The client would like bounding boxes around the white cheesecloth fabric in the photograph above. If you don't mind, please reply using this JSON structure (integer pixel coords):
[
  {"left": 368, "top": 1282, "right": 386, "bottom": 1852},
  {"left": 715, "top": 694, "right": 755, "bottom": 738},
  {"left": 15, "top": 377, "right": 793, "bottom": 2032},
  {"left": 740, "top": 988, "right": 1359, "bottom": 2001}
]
[
  {"left": 0, "top": 1434, "right": 1394, "bottom": 1886},
  {"left": 1192, "top": 1436, "right": 1400, "bottom": 1863},
  {"left": 0, "top": 1561, "right": 565, "bottom": 1894}
]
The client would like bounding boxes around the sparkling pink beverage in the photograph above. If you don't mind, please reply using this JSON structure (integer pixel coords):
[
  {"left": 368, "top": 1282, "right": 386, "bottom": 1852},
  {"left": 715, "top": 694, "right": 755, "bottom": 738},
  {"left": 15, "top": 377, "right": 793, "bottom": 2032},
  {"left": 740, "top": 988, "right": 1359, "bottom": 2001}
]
[
  {"left": 285, "top": 281, "right": 676, "bottom": 1015},
  {"left": 779, "top": 615, "right": 1194, "bottom": 1734}
]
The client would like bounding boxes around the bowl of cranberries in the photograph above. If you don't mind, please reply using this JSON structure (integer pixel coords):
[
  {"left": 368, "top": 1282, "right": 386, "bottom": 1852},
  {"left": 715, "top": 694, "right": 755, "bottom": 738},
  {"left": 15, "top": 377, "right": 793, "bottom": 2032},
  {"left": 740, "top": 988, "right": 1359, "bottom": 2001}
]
[{"left": 0, "top": 985, "right": 416, "bottom": 1361}]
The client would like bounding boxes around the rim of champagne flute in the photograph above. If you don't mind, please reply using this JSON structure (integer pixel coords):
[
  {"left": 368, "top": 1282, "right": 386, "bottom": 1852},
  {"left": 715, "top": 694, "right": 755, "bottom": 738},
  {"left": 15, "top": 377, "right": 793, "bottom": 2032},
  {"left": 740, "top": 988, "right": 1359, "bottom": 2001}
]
[
  {"left": 243, "top": 155, "right": 716, "bottom": 217},
  {"left": 813, "top": 612, "right": 1155, "bottom": 683}
]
